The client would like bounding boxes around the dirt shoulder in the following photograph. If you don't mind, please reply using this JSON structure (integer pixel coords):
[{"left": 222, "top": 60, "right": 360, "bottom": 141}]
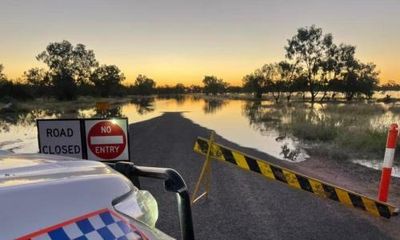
[{"left": 297, "top": 154, "right": 400, "bottom": 206}]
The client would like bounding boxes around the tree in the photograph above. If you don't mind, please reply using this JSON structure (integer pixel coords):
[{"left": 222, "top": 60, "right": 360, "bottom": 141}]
[
  {"left": 226, "top": 86, "right": 243, "bottom": 93},
  {"left": 285, "top": 25, "right": 334, "bottom": 103},
  {"left": 0, "top": 65, "right": 10, "bottom": 96},
  {"left": 355, "top": 62, "right": 379, "bottom": 99},
  {"left": 325, "top": 43, "right": 379, "bottom": 101},
  {"left": 292, "top": 75, "right": 308, "bottom": 100},
  {"left": 71, "top": 44, "right": 99, "bottom": 85},
  {"left": 52, "top": 70, "right": 77, "bottom": 100},
  {"left": 24, "top": 68, "right": 51, "bottom": 87},
  {"left": 37, "top": 40, "right": 98, "bottom": 100},
  {"left": 23, "top": 68, "right": 52, "bottom": 97},
  {"left": 327, "top": 61, "right": 379, "bottom": 101},
  {"left": 260, "top": 63, "right": 282, "bottom": 103},
  {"left": 90, "top": 65, "right": 125, "bottom": 97},
  {"left": 324, "top": 44, "right": 357, "bottom": 101},
  {"left": 242, "top": 70, "right": 267, "bottom": 98},
  {"left": 202, "top": 75, "right": 228, "bottom": 95},
  {"left": 174, "top": 83, "right": 186, "bottom": 94},
  {"left": 0, "top": 65, "right": 32, "bottom": 100},
  {"left": 188, "top": 85, "right": 203, "bottom": 93},
  {"left": 133, "top": 74, "right": 156, "bottom": 95},
  {"left": 243, "top": 62, "right": 300, "bottom": 101},
  {"left": 0, "top": 64, "right": 6, "bottom": 82},
  {"left": 378, "top": 81, "right": 400, "bottom": 91},
  {"left": 277, "top": 61, "right": 302, "bottom": 102}
]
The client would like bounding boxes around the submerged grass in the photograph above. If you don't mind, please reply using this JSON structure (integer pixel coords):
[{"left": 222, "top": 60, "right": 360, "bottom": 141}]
[
  {"left": 291, "top": 120, "right": 338, "bottom": 142},
  {"left": 309, "top": 108, "right": 391, "bottom": 160},
  {"left": 335, "top": 127, "right": 387, "bottom": 156},
  {"left": 255, "top": 102, "right": 399, "bottom": 162}
]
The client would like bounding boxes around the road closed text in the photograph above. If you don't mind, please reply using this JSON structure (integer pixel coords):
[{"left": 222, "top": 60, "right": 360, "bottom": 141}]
[
  {"left": 41, "top": 127, "right": 81, "bottom": 154},
  {"left": 46, "top": 128, "right": 74, "bottom": 137},
  {"left": 41, "top": 145, "right": 81, "bottom": 154}
]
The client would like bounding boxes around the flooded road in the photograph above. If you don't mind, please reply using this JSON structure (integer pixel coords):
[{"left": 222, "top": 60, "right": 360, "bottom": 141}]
[
  {"left": 1, "top": 94, "right": 400, "bottom": 176},
  {"left": 0, "top": 97, "right": 307, "bottom": 161}
]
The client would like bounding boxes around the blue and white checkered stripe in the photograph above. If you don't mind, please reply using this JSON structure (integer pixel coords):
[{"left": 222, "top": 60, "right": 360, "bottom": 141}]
[{"left": 31, "top": 211, "right": 146, "bottom": 240}]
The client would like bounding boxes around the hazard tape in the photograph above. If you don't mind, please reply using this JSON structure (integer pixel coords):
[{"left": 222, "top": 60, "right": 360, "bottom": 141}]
[{"left": 193, "top": 137, "right": 399, "bottom": 218}]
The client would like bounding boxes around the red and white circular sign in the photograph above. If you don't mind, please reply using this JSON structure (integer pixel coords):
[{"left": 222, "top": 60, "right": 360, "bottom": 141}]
[{"left": 87, "top": 121, "right": 127, "bottom": 160}]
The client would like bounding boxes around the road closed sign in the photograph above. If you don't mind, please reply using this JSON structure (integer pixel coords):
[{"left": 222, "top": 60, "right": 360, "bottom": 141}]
[
  {"left": 85, "top": 119, "right": 129, "bottom": 161},
  {"left": 37, "top": 118, "right": 130, "bottom": 161},
  {"left": 37, "top": 120, "right": 83, "bottom": 158}
]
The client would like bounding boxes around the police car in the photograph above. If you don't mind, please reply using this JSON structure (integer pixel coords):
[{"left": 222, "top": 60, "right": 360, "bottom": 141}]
[{"left": 0, "top": 152, "right": 194, "bottom": 240}]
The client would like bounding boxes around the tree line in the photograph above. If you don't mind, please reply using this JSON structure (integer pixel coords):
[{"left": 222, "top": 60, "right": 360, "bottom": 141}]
[
  {"left": 0, "top": 40, "right": 202, "bottom": 101},
  {"left": 0, "top": 26, "right": 387, "bottom": 102},
  {"left": 0, "top": 42, "right": 232, "bottom": 100},
  {"left": 242, "top": 25, "right": 380, "bottom": 103}
]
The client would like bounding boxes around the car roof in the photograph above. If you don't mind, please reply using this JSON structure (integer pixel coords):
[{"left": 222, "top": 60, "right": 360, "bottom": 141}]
[
  {"left": 0, "top": 153, "right": 134, "bottom": 239},
  {"left": 0, "top": 153, "right": 110, "bottom": 188}
]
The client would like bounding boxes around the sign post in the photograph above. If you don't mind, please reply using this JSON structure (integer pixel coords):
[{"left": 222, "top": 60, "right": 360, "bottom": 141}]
[{"left": 37, "top": 118, "right": 130, "bottom": 161}]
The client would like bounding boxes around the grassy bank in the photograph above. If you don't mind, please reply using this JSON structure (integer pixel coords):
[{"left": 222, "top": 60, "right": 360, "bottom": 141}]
[{"left": 279, "top": 103, "right": 395, "bottom": 162}]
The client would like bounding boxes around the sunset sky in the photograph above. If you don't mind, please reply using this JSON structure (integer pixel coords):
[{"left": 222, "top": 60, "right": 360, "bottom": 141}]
[{"left": 0, "top": 0, "right": 399, "bottom": 86}]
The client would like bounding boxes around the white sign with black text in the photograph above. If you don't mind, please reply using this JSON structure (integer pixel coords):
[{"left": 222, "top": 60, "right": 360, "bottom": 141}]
[{"left": 37, "top": 120, "right": 83, "bottom": 158}]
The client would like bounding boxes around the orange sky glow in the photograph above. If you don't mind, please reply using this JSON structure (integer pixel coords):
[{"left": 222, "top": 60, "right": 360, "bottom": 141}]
[{"left": 1, "top": 0, "right": 399, "bottom": 86}]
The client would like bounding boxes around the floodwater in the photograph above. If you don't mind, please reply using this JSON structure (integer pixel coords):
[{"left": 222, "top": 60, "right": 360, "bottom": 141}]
[
  {"left": 0, "top": 97, "right": 308, "bottom": 162},
  {"left": 1, "top": 94, "right": 400, "bottom": 176}
]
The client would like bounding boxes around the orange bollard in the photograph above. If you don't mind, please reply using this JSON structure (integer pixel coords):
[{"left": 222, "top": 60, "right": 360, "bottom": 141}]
[{"left": 378, "top": 123, "right": 398, "bottom": 202}]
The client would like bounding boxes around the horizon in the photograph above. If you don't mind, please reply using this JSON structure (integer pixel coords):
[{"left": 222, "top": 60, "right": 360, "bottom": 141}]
[{"left": 1, "top": 0, "right": 399, "bottom": 86}]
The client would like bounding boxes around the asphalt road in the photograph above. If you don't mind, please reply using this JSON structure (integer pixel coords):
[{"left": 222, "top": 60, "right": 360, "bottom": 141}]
[{"left": 129, "top": 112, "right": 399, "bottom": 240}]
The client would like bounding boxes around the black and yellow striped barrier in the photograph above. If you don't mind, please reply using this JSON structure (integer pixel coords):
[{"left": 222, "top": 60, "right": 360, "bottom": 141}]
[{"left": 193, "top": 136, "right": 399, "bottom": 218}]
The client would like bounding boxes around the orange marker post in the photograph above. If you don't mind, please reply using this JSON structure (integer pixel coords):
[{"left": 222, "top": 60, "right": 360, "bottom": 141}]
[{"left": 378, "top": 123, "right": 398, "bottom": 202}]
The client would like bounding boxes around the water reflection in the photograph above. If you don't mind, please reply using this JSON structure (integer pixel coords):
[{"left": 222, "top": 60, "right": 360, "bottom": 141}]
[
  {"left": 130, "top": 97, "right": 155, "bottom": 115},
  {"left": 280, "top": 144, "right": 301, "bottom": 161},
  {"left": 97, "top": 105, "right": 124, "bottom": 118},
  {"left": 190, "top": 95, "right": 203, "bottom": 102},
  {"left": 203, "top": 99, "right": 227, "bottom": 114},
  {"left": 353, "top": 159, "right": 400, "bottom": 177},
  {"left": 0, "top": 109, "right": 60, "bottom": 133},
  {"left": 0, "top": 109, "right": 61, "bottom": 153},
  {"left": 2, "top": 95, "right": 400, "bottom": 172},
  {"left": 242, "top": 100, "right": 280, "bottom": 131},
  {"left": 242, "top": 101, "right": 307, "bottom": 161}
]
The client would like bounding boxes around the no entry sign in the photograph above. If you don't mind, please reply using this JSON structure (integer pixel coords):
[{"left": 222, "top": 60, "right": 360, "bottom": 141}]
[
  {"left": 37, "top": 118, "right": 130, "bottom": 161},
  {"left": 85, "top": 119, "right": 129, "bottom": 161}
]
